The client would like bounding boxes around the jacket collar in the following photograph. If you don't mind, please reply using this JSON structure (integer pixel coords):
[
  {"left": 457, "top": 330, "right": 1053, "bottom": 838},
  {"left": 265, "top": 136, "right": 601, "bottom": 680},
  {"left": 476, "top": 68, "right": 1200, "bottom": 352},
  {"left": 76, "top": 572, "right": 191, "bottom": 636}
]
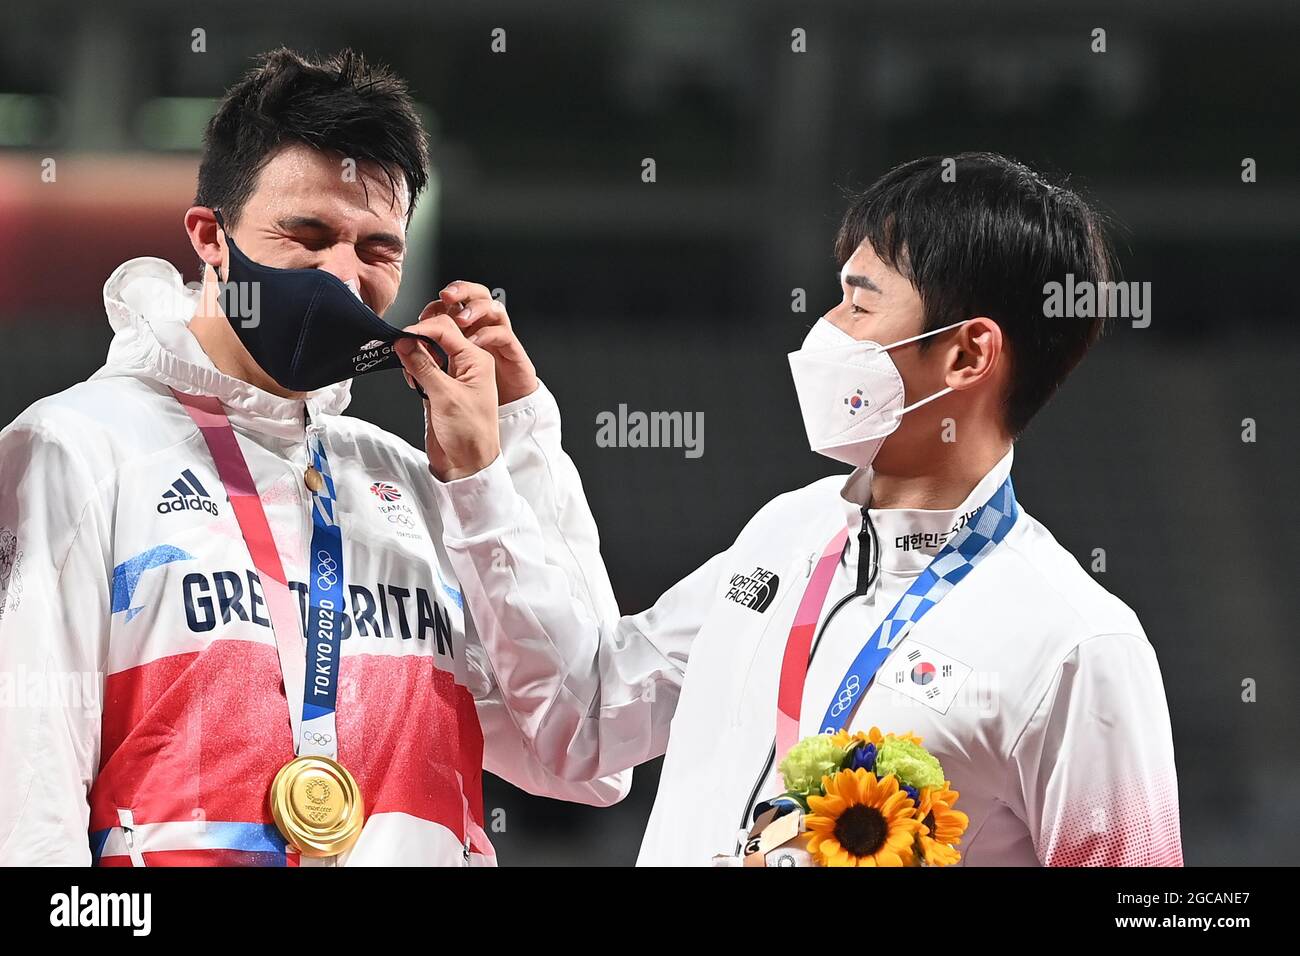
[
  {"left": 89, "top": 257, "right": 352, "bottom": 440},
  {"left": 839, "top": 447, "right": 1015, "bottom": 574}
]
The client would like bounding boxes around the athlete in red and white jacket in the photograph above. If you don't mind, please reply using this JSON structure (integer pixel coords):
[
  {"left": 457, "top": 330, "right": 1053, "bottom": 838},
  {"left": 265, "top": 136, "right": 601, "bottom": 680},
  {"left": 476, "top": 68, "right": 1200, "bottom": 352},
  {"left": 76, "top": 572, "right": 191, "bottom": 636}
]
[{"left": 0, "top": 257, "right": 628, "bottom": 866}]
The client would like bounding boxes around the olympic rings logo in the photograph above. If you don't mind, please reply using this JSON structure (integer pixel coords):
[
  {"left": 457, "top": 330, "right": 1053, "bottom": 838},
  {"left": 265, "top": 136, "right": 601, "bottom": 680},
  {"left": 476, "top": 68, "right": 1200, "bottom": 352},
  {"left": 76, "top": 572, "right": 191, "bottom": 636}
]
[
  {"left": 354, "top": 358, "right": 386, "bottom": 372},
  {"left": 302, "top": 731, "right": 334, "bottom": 746},
  {"left": 316, "top": 550, "right": 339, "bottom": 589},
  {"left": 828, "top": 674, "right": 861, "bottom": 718}
]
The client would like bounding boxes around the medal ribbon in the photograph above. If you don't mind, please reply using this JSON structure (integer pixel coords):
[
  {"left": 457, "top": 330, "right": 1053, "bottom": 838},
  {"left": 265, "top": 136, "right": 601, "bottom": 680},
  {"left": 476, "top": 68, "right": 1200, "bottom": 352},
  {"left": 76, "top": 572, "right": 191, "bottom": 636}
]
[
  {"left": 774, "top": 477, "right": 1019, "bottom": 770},
  {"left": 774, "top": 528, "right": 849, "bottom": 768},
  {"left": 300, "top": 435, "right": 344, "bottom": 757},
  {"left": 171, "top": 389, "right": 341, "bottom": 761}
]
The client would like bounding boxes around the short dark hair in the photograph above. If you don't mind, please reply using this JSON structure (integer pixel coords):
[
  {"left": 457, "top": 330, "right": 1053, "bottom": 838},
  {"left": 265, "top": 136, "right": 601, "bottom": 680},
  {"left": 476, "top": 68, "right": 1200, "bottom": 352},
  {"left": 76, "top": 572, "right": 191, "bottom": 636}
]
[
  {"left": 835, "top": 152, "right": 1117, "bottom": 437},
  {"left": 195, "top": 47, "right": 430, "bottom": 230}
]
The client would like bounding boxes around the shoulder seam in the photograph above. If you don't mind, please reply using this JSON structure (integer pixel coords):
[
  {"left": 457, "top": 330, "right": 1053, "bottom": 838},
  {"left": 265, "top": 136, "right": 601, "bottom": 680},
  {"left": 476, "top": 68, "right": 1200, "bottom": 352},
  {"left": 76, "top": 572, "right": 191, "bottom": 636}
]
[
  {"left": 998, "top": 523, "right": 1140, "bottom": 635},
  {"left": 1005, "top": 630, "right": 1150, "bottom": 762}
]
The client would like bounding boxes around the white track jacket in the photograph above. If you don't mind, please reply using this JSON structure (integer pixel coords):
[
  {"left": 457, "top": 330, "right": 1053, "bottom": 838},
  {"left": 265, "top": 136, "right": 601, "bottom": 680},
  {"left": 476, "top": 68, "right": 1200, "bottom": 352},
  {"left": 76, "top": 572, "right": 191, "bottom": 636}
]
[{"left": 432, "top": 428, "right": 1185, "bottom": 866}]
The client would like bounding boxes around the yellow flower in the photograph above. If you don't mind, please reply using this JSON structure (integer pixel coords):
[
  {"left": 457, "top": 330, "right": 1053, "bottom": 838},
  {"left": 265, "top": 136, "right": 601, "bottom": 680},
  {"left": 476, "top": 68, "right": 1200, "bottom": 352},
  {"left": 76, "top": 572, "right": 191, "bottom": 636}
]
[
  {"left": 868, "top": 726, "right": 925, "bottom": 747},
  {"left": 830, "top": 727, "right": 926, "bottom": 750},
  {"left": 803, "top": 768, "right": 924, "bottom": 867},
  {"left": 914, "top": 780, "right": 969, "bottom": 867},
  {"left": 829, "top": 729, "right": 872, "bottom": 750}
]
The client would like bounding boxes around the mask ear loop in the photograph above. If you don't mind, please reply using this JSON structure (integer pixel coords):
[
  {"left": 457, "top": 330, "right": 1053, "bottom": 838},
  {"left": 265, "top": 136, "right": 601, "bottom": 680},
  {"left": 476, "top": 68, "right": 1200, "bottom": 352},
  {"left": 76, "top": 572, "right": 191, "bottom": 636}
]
[
  {"left": 878, "top": 319, "right": 968, "bottom": 423},
  {"left": 212, "top": 208, "right": 231, "bottom": 285},
  {"left": 211, "top": 207, "right": 243, "bottom": 323},
  {"left": 895, "top": 384, "right": 955, "bottom": 417},
  {"left": 879, "top": 318, "right": 969, "bottom": 353},
  {"left": 872, "top": 382, "right": 954, "bottom": 435}
]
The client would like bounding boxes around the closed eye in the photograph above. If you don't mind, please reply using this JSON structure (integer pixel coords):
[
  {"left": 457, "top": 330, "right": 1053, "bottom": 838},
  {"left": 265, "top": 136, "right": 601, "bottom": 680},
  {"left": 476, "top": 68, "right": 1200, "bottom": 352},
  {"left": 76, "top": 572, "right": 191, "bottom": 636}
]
[
  {"left": 277, "top": 234, "right": 402, "bottom": 268},
  {"left": 284, "top": 234, "right": 331, "bottom": 253},
  {"left": 358, "top": 240, "right": 404, "bottom": 265}
]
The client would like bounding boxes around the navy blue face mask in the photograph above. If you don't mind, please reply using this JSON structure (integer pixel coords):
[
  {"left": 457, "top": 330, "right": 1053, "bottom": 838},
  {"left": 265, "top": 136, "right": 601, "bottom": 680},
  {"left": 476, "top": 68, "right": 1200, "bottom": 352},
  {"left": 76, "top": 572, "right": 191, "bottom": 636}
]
[{"left": 213, "top": 208, "right": 447, "bottom": 393}]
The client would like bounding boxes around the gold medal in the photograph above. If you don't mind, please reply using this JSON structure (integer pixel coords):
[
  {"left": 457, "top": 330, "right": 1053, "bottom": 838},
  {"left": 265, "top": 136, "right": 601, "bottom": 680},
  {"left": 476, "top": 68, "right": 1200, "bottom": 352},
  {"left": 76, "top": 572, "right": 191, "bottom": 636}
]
[
  {"left": 304, "top": 466, "right": 325, "bottom": 493},
  {"left": 269, "top": 755, "right": 365, "bottom": 858}
]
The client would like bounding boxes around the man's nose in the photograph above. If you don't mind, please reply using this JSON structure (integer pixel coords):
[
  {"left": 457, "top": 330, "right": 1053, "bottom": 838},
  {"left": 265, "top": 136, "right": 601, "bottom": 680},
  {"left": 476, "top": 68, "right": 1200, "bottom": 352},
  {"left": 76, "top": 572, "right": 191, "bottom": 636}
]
[
  {"left": 823, "top": 302, "right": 854, "bottom": 333},
  {"left": 317, "top": 248, "right": 364, "bottom": 301}
]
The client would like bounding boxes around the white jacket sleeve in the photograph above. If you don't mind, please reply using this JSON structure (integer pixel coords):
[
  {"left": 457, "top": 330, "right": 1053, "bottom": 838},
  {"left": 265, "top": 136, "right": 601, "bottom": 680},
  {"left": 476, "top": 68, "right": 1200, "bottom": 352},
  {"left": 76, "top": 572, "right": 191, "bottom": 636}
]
[
  {"left": 0, "top": 420, "right": 112, "bottom": 865},
  {"left": 1011, "top": 632, "right": 1184, "bottom": 866},
  {"left": 433, "top": 385, "right": 724, "bottom": 784},
  {"left": 469, "top": 636, "right": 630, "bottom": 807},
  {"left": 493, "top": 382, "right": 621, "bottom": 636},
  {"left": 471, "top": 384, "right": 628, "bottom": 804}
]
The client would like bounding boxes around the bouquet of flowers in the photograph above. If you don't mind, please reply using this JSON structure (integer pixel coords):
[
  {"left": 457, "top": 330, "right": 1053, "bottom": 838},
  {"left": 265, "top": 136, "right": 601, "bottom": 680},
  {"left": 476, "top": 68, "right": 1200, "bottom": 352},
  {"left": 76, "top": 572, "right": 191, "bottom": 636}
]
[{"left": 750, "top": 727, "right": 968, "bottom": 867}]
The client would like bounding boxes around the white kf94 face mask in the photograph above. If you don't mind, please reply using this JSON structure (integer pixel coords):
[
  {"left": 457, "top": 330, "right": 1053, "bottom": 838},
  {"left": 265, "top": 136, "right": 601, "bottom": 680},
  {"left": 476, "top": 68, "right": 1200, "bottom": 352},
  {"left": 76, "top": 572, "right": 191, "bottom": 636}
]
[{"left": 787, "top": 317, "right": 968, "bottom": 467}]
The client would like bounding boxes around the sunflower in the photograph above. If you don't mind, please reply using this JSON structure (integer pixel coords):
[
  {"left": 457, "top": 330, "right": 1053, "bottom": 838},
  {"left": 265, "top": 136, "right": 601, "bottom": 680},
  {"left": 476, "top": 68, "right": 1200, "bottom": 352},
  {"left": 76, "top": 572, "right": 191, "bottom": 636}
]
[
  {"left": 829, "top": 729, "right": 873, "bottom": 750},
  {"left": 914, "top": 780, "right": 969, "bottom": 867},
  {"left": 869, "top": 726, "right": 924, "bottom": 747},
  {"left": 803, "top": 768, "right": 924, "bottom": 866},
  {"left": 830, "top": 726, "right": 924, "bottom": 751}
]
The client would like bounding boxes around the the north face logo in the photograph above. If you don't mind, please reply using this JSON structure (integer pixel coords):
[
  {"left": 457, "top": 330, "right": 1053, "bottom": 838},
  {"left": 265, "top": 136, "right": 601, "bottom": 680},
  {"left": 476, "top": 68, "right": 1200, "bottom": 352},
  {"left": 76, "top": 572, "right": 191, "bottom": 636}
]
[
  {"left": 157, "top": 468, "right": 219, "bottom": 516},
  {"left": 725, "top": 566, "right": 779, "bottom": 613}
]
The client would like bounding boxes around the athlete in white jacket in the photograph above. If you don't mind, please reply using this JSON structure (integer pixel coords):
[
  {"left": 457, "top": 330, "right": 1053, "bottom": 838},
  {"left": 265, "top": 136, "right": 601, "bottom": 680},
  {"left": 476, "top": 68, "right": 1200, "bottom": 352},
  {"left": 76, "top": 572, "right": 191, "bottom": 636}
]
[
  {"left": 0, "top": 48, "right": 626, "bottom": 866},
  {"left": 399, "top": 152, "right": 1185, "bottom": 866}
]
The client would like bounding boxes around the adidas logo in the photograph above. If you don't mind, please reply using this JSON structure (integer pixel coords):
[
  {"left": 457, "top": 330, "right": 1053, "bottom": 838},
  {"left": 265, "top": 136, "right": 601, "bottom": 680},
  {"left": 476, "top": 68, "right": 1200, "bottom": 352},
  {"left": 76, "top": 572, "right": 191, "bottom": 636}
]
[{"left": 157, "top": 468, "right": 219, "bottom": 516}]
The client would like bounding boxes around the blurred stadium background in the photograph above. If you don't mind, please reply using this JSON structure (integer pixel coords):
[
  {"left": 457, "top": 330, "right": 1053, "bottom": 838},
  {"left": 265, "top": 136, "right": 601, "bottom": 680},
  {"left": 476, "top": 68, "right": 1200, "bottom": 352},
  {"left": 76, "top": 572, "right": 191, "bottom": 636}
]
[{"left": 1, "top": 0, "right": 1297, "bottom": 865}]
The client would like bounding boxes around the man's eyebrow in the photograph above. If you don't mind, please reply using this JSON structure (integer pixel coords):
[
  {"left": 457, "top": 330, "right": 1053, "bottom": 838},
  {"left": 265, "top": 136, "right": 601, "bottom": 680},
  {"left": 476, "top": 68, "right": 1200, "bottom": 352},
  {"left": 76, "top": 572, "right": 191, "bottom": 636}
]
[
  {"left": 274, "top": 215, "right": 405, "bottom": 251},
  {"left": 843, "top": 273, "right": 882, "bottom": 293},
  {"left": 275, "top": 215, "right": 332, "bottom": 232}
]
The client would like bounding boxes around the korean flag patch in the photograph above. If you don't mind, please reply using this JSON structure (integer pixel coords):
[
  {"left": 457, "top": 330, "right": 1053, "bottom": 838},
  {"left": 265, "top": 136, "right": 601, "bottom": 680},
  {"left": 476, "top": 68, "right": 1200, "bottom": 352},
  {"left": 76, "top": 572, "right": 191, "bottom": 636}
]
[{"left": 881, "top": 640, "right": 972, "bottom": 715}]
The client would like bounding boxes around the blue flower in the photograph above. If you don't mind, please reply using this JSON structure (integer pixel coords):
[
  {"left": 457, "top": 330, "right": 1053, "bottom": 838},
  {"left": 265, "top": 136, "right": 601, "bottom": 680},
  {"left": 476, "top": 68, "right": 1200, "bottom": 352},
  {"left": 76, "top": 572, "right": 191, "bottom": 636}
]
[
  {"left": 846, "top": 742, "right": 877, "bottom": 773},
  {"left": 902, "top": 783, "right": 920, "bottom": 805}
]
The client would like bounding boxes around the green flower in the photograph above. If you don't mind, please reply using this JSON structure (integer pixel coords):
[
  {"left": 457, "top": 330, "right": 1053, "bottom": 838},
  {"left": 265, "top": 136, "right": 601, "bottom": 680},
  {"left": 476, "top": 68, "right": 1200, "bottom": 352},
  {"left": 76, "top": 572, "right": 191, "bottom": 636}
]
[
  {"left": 872, "top": 737, "right": 945, "bottom": 791},
  {"left": 778, "top": 735, "right": 849, "bottom": 795}
]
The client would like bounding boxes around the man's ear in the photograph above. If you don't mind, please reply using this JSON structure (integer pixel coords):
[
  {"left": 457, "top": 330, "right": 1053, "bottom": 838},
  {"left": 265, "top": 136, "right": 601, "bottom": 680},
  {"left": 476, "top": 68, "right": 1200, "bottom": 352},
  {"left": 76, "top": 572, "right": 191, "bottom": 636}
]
[
  {"left": 945, "top": 317, "right": 1003, "bottom": 392},
  {"left": 184, "top": 206, "right": 224, "bottom": 277}
]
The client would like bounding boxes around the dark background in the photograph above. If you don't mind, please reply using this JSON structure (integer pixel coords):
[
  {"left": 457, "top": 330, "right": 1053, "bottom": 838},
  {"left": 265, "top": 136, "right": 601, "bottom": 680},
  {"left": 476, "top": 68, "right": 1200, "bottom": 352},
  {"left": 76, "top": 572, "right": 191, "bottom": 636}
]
[{"left": 1, "top": 0, "right": 1296, "bottom": 865}]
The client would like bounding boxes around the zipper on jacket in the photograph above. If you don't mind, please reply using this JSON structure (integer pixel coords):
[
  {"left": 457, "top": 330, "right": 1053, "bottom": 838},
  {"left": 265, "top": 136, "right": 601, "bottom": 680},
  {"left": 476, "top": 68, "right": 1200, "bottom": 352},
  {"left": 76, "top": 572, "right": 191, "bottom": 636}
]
[
  {"left": 733, "top": 507, "right": 880, "bottom": 854},
  {"left": 855, "top": 504, "right": 879, "bottom": 597}
]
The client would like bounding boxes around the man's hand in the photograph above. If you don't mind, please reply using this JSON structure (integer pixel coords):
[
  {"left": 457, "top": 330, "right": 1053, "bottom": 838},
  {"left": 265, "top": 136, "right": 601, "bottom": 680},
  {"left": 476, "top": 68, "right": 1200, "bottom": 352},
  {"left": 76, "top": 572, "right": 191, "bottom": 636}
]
[
  {"left": 408, "top": 280, "right": 538, "bottom": 406},
  {"left": 396, "top": 307, "right": 501, "bottom": 482}
]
